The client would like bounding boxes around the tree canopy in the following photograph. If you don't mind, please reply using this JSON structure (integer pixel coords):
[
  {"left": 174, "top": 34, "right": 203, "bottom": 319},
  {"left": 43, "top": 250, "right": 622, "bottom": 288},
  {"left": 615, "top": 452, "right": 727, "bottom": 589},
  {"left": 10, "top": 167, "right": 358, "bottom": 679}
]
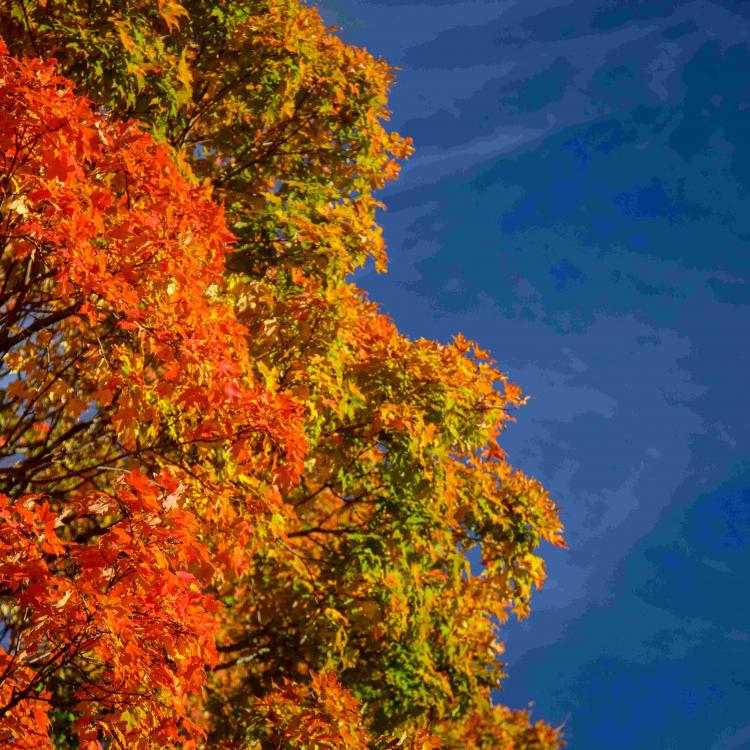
[{"left": 0, "top": 2, "right": 566, "bottom": 748}]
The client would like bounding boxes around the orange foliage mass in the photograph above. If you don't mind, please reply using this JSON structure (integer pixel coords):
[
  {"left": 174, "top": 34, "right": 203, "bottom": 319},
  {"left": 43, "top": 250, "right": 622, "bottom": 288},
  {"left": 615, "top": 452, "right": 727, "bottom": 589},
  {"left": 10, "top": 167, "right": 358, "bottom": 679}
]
[{"left": 0, "top": 37, "right": 304, "bottom": 745}]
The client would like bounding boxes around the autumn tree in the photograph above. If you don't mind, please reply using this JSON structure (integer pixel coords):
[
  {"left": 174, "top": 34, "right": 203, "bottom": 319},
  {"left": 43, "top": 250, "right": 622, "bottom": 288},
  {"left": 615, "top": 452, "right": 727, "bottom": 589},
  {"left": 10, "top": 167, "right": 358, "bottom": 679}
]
[{"left": 1, "top": 2, "right": 566, "bottom": 748}]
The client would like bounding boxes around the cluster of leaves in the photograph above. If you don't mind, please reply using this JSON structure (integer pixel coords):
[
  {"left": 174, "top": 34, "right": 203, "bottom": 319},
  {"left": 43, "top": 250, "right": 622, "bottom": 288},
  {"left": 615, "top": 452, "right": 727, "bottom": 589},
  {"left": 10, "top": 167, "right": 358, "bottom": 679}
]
[
  {"left": 0, "top": 35, "right": 301, "bottom": 746},
  {"left": 0, "top": 2, "right": 566, "bottom": 748},
  {"left": 0, "top": 473, "right": 218, "bottom": 748}
]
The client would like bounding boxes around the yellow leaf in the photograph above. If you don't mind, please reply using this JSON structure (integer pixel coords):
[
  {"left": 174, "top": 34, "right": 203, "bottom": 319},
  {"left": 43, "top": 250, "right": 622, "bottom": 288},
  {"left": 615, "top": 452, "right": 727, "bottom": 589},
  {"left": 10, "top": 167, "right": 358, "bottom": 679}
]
[
  {"left": 55, "top": 589, "right": 73, "bottom": 609},
  {"left": 159, "top": 1, "right": 189, "bottom": 32},
  {"left": 176, "top": 48, "right": 192, "bottom": 98},
  {"left": 117, "top": 23, "right": 136, "bottom": 54}
]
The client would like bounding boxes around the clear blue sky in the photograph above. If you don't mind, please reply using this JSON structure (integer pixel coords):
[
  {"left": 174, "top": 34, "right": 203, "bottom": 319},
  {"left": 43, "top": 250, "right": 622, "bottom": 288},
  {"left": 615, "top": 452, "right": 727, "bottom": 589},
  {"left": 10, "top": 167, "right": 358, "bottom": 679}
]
[{"left": 320, "top": 1, "right": 750, "bottom": 748}]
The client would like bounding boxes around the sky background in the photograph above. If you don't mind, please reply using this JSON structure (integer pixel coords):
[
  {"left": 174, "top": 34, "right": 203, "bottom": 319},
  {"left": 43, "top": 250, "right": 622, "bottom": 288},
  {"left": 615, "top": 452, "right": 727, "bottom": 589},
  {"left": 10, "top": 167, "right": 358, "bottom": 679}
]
[{"left": 318, "top": 1, "right": 750, "bottom": 748}]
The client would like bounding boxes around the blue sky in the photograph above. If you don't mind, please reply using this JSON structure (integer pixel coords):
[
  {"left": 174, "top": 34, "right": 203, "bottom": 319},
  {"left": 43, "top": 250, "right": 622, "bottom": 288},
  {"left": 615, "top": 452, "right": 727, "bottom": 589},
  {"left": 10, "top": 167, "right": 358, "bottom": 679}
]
[{"left": 320, "top": 1, "right": 750, "bottom": 747}]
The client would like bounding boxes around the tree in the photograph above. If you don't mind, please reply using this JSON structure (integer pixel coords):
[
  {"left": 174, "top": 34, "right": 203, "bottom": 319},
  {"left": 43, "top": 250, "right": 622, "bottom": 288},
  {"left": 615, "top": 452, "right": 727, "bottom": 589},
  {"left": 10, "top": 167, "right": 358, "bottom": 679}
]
[{"left": 0, "top": 2, "right": 566, "bottom": 748}]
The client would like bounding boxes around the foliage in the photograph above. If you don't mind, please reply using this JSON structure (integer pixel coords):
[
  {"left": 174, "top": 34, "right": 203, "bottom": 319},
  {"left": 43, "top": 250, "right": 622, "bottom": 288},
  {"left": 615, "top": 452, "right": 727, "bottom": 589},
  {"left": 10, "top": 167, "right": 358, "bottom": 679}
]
[
  {"left": 436, "top": 698, "right": 565, "bottom": 750},
  {"left": 2, "top": 0, "right": 411, "bottom": 278},
  {"left": 0, "top": 474, "right": 219, "bottom": 748},
  {"left": 0, "top": 2, "right": 566, "bottom": 748},
  {"left": 0, "top": 37, "right": 301, "bottom": 746}
]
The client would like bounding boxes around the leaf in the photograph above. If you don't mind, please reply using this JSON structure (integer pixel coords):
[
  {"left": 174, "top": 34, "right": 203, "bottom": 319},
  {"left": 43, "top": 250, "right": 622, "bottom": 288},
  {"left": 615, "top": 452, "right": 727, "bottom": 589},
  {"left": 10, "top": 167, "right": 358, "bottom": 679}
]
[
  {"left": 162, "top": 482, "right": 185, "bottom": 511},
  {"left": 54, "top": 588, "right": 72, "bottom": 609},
  {"left": 159, "top": 0, "right": 189, "bottom": 32}
]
